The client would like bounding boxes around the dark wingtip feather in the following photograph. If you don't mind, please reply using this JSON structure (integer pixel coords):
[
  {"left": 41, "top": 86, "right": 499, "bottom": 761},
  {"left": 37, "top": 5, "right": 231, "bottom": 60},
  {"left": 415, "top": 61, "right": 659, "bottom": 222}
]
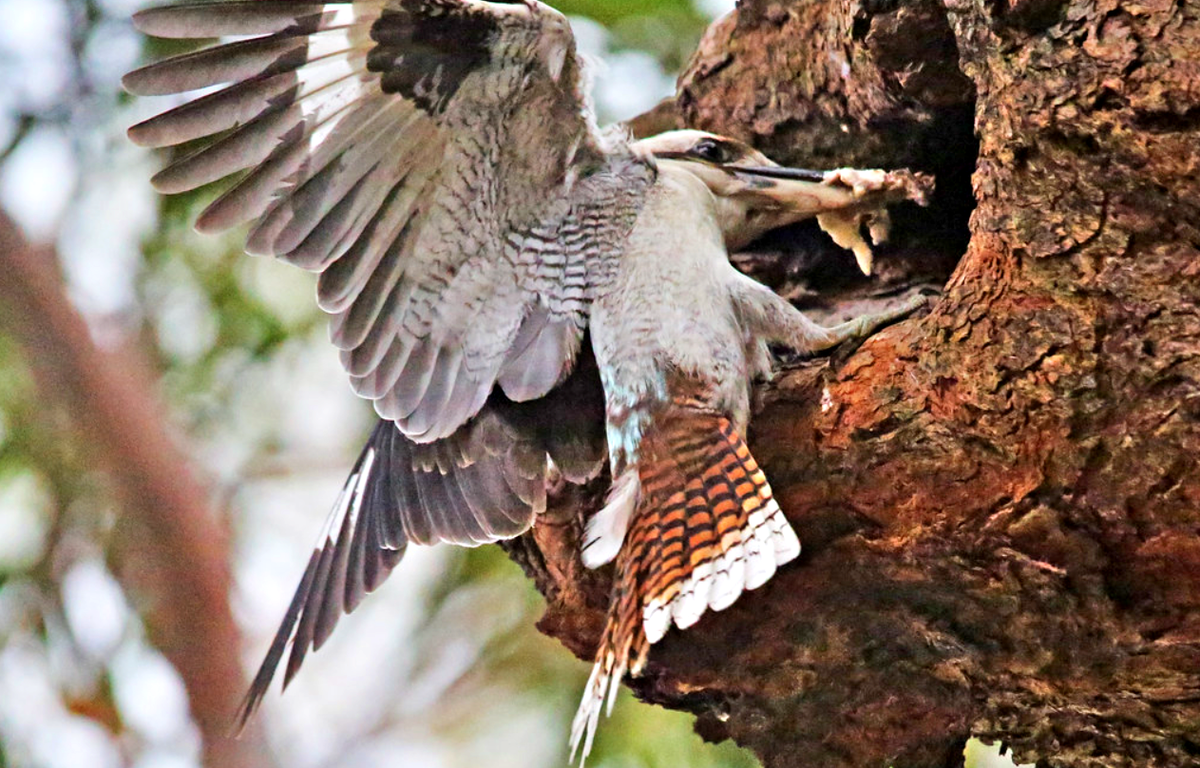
[
  {"left": 313, "top": 506, "right": 356, "bottom": 650},
  {"left": 234, "top": 423, "right": 414, "bottom": 727},
  {"left": 232, "top": 408, "right": 561, "bottom": 726},
  {"left": 134, "top": 2, "right": 359, "bottom": 39},
  {"left": 284, "top": 533, "right": 336, "bottom": 683},
  {"left": 129, "top": 7, "right": 155, "bottom": 34},
  {"left": 126, "top": 120, "right": 156, "bottom": 148},
  {"left": 121, "top": 63, "right": 166, "bottom": 97},
  {"left": 233, "top": 546, "right": 323, "bottom": 732}
]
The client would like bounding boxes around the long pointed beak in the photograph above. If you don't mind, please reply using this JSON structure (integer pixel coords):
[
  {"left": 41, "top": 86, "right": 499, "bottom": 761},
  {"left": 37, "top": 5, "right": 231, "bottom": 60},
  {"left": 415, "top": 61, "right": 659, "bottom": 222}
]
[
  {"left": 730, "top": 165, "right": 828, "bottom": 183},
  {"left": 729, "top": 166, "right": 862, "bottom": 213},
  {"left": 726, "top": 166, "right": 875, "bottom": 274}
]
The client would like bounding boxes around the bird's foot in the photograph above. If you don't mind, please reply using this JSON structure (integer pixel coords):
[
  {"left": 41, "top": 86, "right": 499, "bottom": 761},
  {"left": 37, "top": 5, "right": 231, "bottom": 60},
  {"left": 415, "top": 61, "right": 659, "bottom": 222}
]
[
  {"left": 850, "top": 293, "right": 928, "bottom": 339},
  {"left": 824, "top": 168, "right": 890, "bottom": 197}
]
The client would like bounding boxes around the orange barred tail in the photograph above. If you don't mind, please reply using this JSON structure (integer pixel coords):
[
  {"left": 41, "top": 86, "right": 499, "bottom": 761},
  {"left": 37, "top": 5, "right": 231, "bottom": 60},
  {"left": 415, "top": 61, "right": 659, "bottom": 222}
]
[{"left": 569, "top": 412, "right": 801, "bottom": 764}]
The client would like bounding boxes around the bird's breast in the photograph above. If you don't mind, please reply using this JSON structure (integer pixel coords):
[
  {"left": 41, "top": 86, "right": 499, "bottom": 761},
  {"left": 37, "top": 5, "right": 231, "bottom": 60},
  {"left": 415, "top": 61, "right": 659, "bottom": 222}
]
[{"left": 590, "top": 167, "right": 755, "bottom": 437}]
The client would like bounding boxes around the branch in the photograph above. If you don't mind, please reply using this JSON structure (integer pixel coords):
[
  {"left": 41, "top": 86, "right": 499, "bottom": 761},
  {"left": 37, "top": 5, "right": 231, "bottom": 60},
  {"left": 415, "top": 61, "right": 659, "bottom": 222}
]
[{"left": 0, "top": 213, "right": 264, "bottom": 768}]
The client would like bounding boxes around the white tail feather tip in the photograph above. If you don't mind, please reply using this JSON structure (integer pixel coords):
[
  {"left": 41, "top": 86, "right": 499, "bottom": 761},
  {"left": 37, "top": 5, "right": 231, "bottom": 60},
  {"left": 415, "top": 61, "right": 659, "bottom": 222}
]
[
  {"left": 709, "top": 545, "right": 747, "bottom": 612},
  {"left": 569, "top": 658, "right": 609, "bottom": 768}
]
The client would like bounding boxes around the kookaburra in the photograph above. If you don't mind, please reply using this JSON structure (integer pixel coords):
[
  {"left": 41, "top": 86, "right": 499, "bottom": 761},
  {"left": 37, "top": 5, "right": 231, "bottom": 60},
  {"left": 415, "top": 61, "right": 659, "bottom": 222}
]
[{"left": 123, "top": 0, "right": 930, "bottom": 760}]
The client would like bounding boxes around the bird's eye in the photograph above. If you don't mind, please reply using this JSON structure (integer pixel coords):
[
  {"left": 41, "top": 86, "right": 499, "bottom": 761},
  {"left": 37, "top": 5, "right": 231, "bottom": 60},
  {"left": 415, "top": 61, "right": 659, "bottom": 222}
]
[{"left": 692, "top": 140, "right": 728, "bottom": 163}]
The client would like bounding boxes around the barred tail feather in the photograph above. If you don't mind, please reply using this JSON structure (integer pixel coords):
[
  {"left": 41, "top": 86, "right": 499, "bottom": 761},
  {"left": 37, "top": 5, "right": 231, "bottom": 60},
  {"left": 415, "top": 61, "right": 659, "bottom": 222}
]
[
  {"left": 569, "top": 412, "right": 800, "bottom": 764},
  {"left": 569, "top": 503, "right": 653, "bottom": 766},
  {"left": 639, "top": 415, "right": 800, "bottom": 641}
]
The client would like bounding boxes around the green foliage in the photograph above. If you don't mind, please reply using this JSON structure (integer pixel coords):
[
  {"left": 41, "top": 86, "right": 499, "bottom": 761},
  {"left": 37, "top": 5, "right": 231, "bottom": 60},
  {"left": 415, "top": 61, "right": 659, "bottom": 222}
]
[
  {"left": 556, "top": 0, "right": 704, "bottom": 32},
  {"left": 561, "top": 0, "right": 710, "bottom": 72}
]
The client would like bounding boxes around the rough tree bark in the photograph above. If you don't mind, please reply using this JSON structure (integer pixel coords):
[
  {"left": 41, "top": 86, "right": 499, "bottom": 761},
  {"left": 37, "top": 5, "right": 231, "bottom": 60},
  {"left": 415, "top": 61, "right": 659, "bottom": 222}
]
[{"left": 506, "top": 0, "right": 1200, "bottom": 766}]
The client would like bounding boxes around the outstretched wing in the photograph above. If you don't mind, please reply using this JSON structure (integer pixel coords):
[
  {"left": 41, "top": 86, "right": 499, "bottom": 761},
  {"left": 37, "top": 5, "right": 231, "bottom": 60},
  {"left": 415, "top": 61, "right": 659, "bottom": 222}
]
[
  {"left": 238, "top": 413, "right": 543, "bottom": 725},
  {"left": 125, "top": 0, "right": 647, "bottom": 441},
  {"left": 238, "top": 360, "right": 606, "bottom": 723}
]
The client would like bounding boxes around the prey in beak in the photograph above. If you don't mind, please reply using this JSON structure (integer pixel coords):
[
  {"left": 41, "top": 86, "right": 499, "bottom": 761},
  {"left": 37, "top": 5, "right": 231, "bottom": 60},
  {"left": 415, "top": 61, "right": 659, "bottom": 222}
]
[{"left": 634, "top": 129, "right": 933, "bottom": 275}]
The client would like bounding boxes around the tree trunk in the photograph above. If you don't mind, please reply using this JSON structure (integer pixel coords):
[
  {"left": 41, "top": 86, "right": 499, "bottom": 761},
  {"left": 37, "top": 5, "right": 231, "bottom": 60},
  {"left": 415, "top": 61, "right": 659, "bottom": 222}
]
[{"left": 506, "top": 0, "right": 1200, "bottom": 766}]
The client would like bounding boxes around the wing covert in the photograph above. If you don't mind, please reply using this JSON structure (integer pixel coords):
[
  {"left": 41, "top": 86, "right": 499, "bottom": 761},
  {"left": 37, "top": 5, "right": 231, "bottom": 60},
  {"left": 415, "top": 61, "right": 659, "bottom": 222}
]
[{"left": 125, "top": 0, "right": 650, "bottom": 442}]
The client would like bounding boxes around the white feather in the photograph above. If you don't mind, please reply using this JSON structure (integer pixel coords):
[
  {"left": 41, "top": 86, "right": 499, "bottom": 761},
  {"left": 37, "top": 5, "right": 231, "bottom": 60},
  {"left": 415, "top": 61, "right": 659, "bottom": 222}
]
[
  {"left": 569, "top": 659, "right": 605, "bottom": 767},
  {"left": 643, "top": 599, "right": 671, "bottom": 644},
  {"left": 671, "top": 558, "right": 714, "bottom": 630},
  {"left": 306, "top": 25, "right": 357, "bottom": 60},
  {"left": 743, "top": 505, "right": 777, "bottom": 590},
  {"left": 709, "top": 543, "right": 746, "bottom": 611},
  {"left": 605, "top": 653, "right": 626, "bottom": 717},
  {"left": 581, "top": 469, "right": 639, "bottom": 568},
  {"left": 349, "top": 446, "right": 375, "bottom": 521},
  {"left": 770, "top": 505, "right": 802, "bottom": 564},
  {"left": 316, "top": 446, "right": 372, "bottom": 543},
  {"left": 296, "top": 50, "right": 361, "bottom": 93},
  {"left": 320, "top": 3, "right": 361, "bottom": 28}
]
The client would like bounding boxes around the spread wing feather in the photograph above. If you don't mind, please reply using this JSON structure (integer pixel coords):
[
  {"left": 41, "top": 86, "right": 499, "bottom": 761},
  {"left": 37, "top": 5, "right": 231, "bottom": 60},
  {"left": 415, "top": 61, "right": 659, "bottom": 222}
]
[
  {"left": 126, "top": 0, "right": 647, "bottom": 443},
  {"left": 236, "top": 360, "right": 606, "bottom": 724},
  {"left": 238, "top": 412, "right": 545, "bottom": 726}
]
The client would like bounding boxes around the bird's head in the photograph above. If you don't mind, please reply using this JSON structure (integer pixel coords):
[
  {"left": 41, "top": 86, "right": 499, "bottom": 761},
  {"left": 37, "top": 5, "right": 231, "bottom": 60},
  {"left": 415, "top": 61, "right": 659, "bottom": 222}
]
[{"left": 635, "top": 129, "right": 880, "bottom": 271}]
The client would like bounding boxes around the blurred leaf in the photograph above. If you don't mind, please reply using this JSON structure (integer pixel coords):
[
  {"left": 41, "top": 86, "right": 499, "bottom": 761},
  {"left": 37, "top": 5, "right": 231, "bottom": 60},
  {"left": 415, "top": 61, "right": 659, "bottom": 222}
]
[{"left": 556, "top": 0, "right": 703, "bottom": 27}]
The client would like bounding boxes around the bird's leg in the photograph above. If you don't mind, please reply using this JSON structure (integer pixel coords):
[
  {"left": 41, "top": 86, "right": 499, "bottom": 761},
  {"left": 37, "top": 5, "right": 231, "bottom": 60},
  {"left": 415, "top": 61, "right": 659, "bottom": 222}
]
[{"left": 733, "top": 274, "right": 926, "bottom": 355}]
